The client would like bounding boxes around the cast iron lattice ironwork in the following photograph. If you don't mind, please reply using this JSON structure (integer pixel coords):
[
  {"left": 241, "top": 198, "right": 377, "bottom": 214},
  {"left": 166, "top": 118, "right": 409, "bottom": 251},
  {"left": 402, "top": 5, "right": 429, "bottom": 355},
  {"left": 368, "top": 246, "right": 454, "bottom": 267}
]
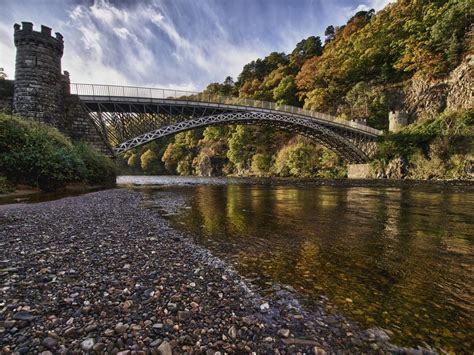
[{"left": 72, "top": 83, "right": 381, "bottom": 163}]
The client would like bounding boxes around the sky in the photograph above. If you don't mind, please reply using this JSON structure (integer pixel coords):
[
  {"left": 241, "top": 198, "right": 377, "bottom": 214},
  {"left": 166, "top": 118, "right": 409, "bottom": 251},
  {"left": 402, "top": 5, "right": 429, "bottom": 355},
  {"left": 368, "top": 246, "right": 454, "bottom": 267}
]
[{"left": 0, "top": 0, "right": 393, "bottom": 91}]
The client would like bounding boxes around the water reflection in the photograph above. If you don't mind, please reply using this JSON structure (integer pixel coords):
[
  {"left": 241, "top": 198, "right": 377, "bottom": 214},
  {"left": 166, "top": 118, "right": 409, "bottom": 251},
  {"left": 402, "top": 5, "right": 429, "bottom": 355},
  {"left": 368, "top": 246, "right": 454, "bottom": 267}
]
[{"left": 145, "top": 183, "right": 473, "bottom": 352}]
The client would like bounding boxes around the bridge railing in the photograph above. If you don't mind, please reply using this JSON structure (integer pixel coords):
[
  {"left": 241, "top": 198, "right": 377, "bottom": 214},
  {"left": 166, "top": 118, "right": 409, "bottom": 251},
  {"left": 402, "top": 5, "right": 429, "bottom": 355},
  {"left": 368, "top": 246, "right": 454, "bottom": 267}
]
[{"left": 70, "top": 83, "right": 383, "bottom": 136}]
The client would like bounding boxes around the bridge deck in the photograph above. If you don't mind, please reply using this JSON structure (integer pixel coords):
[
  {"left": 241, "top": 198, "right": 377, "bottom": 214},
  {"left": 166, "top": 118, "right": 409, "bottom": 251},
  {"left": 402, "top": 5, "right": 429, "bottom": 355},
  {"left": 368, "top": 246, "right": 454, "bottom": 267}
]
[{"left": 72, "top": 83, "right": 383, "bottom": 138}]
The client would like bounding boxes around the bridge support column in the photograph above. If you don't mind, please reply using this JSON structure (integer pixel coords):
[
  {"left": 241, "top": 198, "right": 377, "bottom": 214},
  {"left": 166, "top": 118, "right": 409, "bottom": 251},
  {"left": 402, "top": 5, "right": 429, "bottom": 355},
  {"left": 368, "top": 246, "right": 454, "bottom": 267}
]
[{"left": 347, "top": 164, "right": 372, "bottom": 179}]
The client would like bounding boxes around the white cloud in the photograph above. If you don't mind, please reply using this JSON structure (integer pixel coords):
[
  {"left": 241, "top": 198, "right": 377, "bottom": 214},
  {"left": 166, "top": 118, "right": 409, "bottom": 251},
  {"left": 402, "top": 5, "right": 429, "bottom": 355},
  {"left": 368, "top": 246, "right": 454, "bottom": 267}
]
[
  {"left": 64, "top": 1, "right": 159, "bottom": 86},
  {"left": 348, "top": 0, "right": 395, "bottom": 17},
  {"left": 89, "top": 0, "right": 130, "bottom": 26},
  {"left": 0, "top": 22, "right": 15, "bottom": 79},
  {"left": 61, "top": 0, "right": 269, "bottom": 88},
  {"left": 114, "top": 28, "right": 131, "bottom": 39},
  {"left": 0, "top": 0, "right": 396, "bottom": 91}
]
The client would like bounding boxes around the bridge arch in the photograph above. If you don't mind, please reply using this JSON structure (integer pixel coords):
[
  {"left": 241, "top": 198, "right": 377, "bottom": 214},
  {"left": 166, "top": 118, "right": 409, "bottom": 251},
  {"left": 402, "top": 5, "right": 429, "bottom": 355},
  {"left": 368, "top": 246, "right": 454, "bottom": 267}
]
[
  {"left": 113, "top": 111, "right": 370, "bottom": 163},
  {"left": 73, "top": 83, "right": 381, "bottom": 163}
]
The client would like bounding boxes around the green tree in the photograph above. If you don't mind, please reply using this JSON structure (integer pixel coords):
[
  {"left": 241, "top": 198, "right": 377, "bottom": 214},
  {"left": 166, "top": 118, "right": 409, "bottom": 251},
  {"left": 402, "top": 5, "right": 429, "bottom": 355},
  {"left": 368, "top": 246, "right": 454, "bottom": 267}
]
[
  {"left": 324, "top": 25, "right": 335, "bottom": 43},
  {"left": 273, "top": 75, "right": 299, "bottom": 106},
  {"left": 140, "top": 149, "right": 161, "bottom": 174},
  {"left": 251, "top": 153, "right": 272, "bottom": 176},
  {"left": 290, "top": 36, "right": 323, "bottom": 68},
  {"left": 176, "top": 156, "right": 192, "bottom": 176},
  {"left": 318, "top": 149, "right": 347, "bottom": 178},
  {"left": 273, "top": 142, "right": 320, "bottom": 177},
  {"left": 162, "top": 143, "right": 185, "bottom": 173},
  {"left": 127, "top": 153, "right": 140, "bottom": 170},
  {"left": 227, "top": 125, "right": 253, "bottom": 173}
]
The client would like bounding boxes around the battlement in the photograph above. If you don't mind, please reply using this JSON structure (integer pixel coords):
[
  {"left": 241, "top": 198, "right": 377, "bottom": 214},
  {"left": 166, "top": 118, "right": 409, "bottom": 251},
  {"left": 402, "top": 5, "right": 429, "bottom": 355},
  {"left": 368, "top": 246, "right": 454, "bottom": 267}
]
[{"left": 14, "top": 22, "right": 63, "bottom": 55}]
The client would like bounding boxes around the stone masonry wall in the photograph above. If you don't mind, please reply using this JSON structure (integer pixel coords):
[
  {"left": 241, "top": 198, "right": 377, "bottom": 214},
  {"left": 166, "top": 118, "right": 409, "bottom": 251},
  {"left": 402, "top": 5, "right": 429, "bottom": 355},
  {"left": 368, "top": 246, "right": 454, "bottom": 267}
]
[
  {"left": 13, "top": 22, "right": 64, "bottom": 126},
  {"left": 62, "top": 95, "right": 112, "bottom": 155}
]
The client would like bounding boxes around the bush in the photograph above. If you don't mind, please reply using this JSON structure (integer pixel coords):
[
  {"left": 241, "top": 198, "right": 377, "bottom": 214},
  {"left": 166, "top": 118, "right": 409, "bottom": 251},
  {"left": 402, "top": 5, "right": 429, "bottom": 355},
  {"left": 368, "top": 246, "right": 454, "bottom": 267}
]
[
  {"left": 372, "top": 109, "right": 473, "bottom": 179},
  {"left": 251, "top": 153, "right": 272, "bottom": 177},
  {"left": 0, "top": 114, "right": 117, "bottom": 191},
  {"left": 140, "top": 148, "right": 165, "bottom": 175},
  {"left": 375, "top": 109, "right": 473, "bottom": 163},
  {"left": 73, "top": 143, "right": 117, "bottom": 186},
  {"left": 0, "top": 176, "right": 14, "bottom": 193},
  {"left": 273, "top": 143, "right": 320, "bottom": 177}
]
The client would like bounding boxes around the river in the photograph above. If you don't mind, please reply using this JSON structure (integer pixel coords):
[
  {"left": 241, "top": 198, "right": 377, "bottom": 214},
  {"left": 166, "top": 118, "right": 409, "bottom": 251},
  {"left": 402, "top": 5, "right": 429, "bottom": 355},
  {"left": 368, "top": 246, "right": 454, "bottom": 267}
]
[{"left": 118, "top": 175, "right": 474, "bottom": 353}]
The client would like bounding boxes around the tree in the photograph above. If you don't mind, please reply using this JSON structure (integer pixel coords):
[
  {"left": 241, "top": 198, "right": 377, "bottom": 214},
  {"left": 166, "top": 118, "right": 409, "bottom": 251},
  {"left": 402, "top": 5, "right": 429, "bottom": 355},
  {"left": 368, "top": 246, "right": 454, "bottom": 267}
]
[
  {"left": 273, "top": 75, "right": 299, "bottom": 106},
  {"left": 140, "top": 149, "right": 161, "bottom": 174},
  {"left": 176, "top": 156, "right": 192, "bottom": 176},
  {"left": 127, "top": 153, "right": 140, "bottom": 170},
  {"left": 205, "top": 76, "right": 236, "bottom": 97},
  {"left": 237, "top": 52, "right": 288, "bottom": 86},
  {"left": 345, "top": 82, "right": 371, "bottom": 118},
  {"left": 251, "top": 153, "right": 272, "bottom": 176},
  {"left": 430, "top": 0, "right": 474, "bottom": 70},
  {"left": 0, "top": 68, "right": 6, "bottom": 80},
  {"left": 290, "top": 36, "right": 322, "bottom": 68},
  {"left": 317, "top": 149, "right": 346, "bottom": 178},
  {"left": 273, "top": 142, "right": 321, "bottom": 177},
  {"left": 324, "top": 25, "right": 335, "bottom": 43},
  {"left": 227, "top": 125, "right": 253, "bottom": 173},
  {"left": 161, "top": 143, "right": 185, "bottom": 173},
  {"left": 446, "top": 32, "right": 462, "bottom": 69}
]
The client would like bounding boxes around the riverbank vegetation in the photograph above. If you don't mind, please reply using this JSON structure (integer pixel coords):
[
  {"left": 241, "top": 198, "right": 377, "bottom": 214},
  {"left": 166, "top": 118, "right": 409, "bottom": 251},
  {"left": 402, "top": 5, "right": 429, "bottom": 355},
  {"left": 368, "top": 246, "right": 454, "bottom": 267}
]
[
  {"left": 0, "top": 114, "right": 117, "bottom": 192},
  {"left": 373, "top": 109, "right": 473, "bottom": 179},
  {"left": 118, "top": 0, "right": 473, "bottom": 180}
]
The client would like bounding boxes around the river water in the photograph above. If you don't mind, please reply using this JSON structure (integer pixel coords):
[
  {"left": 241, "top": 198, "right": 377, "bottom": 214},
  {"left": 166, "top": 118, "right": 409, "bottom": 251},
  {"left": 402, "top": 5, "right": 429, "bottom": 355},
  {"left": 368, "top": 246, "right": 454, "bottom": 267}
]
[{"left": 126, "top": 176, "right": 473, "bottom": 352}]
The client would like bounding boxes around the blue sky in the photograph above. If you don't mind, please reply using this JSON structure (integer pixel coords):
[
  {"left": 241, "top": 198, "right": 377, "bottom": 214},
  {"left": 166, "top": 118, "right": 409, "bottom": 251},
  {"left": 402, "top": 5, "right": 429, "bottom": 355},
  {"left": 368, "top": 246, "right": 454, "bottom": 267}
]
[{"left": 1, "top": 0, "right": 392, "bottom": 91}]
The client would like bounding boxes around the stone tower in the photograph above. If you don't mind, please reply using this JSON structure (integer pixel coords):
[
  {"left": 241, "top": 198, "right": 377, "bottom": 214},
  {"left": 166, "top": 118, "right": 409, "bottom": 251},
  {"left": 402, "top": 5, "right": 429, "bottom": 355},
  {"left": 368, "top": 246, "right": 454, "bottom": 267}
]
[{"left": 13, "top": 22, "right": 65, "bottom": 125}]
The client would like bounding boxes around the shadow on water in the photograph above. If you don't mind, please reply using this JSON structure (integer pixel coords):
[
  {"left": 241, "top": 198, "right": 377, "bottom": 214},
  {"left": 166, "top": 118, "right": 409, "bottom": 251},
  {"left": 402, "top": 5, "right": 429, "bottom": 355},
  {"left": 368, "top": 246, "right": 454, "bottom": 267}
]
[
  {"left": 0, "top": 187, "right": 109, "bottom": 205},
  {"left": 135, "top": 177, "right": 473, "bottom": 353}
]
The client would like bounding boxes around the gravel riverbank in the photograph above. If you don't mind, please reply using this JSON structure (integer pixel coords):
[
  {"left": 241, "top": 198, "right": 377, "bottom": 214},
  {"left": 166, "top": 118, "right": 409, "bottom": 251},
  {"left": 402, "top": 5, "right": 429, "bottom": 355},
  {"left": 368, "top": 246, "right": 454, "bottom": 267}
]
[{"left": 0, "top": 189, "right": 424, "bottom": 354}]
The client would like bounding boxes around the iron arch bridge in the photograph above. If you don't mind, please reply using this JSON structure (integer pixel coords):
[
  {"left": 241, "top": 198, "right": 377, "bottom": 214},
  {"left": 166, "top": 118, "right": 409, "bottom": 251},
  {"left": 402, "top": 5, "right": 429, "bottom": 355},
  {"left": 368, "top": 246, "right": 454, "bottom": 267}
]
[{"left": 72, "top": 83, "right": 383, "bottom": 163}]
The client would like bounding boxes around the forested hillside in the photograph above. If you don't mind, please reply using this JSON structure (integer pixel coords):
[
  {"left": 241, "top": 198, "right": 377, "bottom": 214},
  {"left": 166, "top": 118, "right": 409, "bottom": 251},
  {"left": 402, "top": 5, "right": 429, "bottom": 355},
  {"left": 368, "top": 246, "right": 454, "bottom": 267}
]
[{"left": 119, "top": 0, "right": 473, "bottom": 179}]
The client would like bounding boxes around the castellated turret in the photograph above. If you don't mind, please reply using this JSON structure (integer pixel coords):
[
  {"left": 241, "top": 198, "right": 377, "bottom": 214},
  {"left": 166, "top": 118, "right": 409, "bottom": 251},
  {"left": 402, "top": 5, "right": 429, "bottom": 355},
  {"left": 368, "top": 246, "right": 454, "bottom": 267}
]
[{"left": 13, "top": 22, "right": 65, "bottom": 125}]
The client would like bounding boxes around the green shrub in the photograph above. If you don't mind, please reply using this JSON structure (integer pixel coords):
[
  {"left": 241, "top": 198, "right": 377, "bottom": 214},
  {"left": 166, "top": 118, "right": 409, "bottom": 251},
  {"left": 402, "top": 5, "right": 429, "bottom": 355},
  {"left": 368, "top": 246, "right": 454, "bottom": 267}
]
[
  {"left": 0, "top": 176, "right": 14, "bottom": 193},
  {"left": 273, "top": 143, "right": 320, "bottom": 177},
  {"left": 0, "top": 80, "right": 14, "bottom": 98},
  {"left": 374, "top": 110, "right": 473, "bottom": 161},
  {"left": 73, "top": 143, "right": 117, "bottom": 186},
  {"left": 251, "top": 153, "right": 272, "bottom": 177},
  {"left": 0, "top": 114, "right": 117, "bottom": 191},
  {"left": 372, "top": 109, "right": 473, "bottom": 179}
]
